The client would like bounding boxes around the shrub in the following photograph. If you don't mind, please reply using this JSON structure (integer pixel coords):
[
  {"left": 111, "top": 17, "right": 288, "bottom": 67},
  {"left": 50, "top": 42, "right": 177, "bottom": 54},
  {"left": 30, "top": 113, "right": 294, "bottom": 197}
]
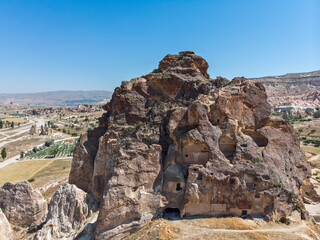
[
  {"left": 45, "top": 139, "right": 54, "bottom": 147},
  {"left": 252, "top": 157, "right": 260, "bottom": 163},
  {"left": 28, "top": 178, "right": 35, "bottom": 183}
]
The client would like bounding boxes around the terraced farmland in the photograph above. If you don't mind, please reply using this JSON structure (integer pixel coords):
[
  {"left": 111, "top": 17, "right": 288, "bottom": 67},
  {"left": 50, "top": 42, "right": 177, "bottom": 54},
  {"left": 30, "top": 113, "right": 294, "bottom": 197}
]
[{"left": 26, "top": 139, "right": 78, "bottom": 159}]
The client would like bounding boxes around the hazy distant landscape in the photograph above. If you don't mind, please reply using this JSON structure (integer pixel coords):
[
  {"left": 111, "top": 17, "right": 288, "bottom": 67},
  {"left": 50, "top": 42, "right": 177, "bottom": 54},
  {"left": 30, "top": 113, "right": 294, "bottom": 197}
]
[{"left": 0, "top": 90, "right": 113, "bottom": 106}]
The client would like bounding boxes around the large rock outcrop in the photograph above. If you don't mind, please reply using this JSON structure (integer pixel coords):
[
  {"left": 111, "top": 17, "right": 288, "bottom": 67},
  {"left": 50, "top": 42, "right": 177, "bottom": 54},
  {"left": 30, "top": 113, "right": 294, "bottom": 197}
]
[
  {"left": 70, "top": 51, "right": 316, "bottom": 239},
  {"left": 0, "top": 208, "right": 12, "bottom": 240},
  {"left": 0, "top": 181, "right": 47, "bottom": 226},
  {"left": 30, "top": 183, "right": 98, "bottom": 240}
]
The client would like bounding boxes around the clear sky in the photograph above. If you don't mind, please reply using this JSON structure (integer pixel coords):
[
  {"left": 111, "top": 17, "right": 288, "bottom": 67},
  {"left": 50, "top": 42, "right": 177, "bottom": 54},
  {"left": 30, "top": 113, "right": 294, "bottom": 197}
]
[{"left": 0, "top": 0, "right": 319, "bottom": 93}]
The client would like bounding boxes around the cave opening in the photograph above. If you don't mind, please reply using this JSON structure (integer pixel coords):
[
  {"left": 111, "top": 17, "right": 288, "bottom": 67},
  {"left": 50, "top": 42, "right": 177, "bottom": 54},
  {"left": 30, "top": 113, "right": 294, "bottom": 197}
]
[
  {"left": 163, "top": 208, "right": 181, "bottom": 219},
  {"left": 176, "top": 183, "right": 182, "bottom": 191},
  {"left": 241, "top": 210, "right": 248, "bottom": 216},
  {"left": 243, "top": 130, "right": 268, "bottom": 147},
  {"left": 219, "top": 136, "right": 236, "bottom": 160}
]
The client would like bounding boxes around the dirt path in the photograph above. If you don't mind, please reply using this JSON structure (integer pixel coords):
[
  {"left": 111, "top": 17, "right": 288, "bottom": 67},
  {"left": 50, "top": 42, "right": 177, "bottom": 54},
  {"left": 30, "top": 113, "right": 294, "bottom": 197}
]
[
  {"left": 171, "top": 220, "right": 319, "bottom": 240},
  {"left": 309, "top": 154, "right": 320, "bottom": 162}
]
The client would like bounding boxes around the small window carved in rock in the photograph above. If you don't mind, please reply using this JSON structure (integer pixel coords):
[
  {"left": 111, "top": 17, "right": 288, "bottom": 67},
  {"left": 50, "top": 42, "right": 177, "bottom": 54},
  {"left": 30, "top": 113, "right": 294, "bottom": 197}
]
[
  {"left": 176, "top": 183, "right": 182, "bottom": 191},
  {"left": 185, "top": 154, "right": 188, "bottom": 158}
]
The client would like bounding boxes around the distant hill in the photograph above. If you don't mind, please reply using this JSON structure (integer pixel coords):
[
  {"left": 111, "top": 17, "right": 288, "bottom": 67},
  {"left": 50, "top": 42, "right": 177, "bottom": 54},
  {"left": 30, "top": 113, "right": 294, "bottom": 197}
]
[
  {"left": 251, "top": 70, "right": 320, "bottom": 97},
  {"left": 0, "top": 90, "right": 113, "bottom": 106},
  {"left": 251, "top": 70, "right": 320, "bottom": 107}
]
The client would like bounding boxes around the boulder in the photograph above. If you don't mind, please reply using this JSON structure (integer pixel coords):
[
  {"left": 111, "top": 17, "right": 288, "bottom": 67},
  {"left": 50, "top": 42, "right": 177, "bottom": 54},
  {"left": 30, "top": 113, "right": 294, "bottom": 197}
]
[
  {"left": 30, "top": 183, "right": 98, "bottom": 240},
  {"left": 0, "top": 208, "right": 12, "bottom": 240},
  {"left": 0, "top": 181, "right": 47, "bottom": 226}
]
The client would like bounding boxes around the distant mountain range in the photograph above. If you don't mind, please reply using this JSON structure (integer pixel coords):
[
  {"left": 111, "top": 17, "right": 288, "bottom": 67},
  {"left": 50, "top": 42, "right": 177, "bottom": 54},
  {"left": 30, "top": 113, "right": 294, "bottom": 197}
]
[
  {"left": 252, "top": 70, "right": 320, "bottom": 107},
  {"left": 252, "top": 70, "right": 320, "bottom": 97},
  {"left": 0, "top": 90, "right": 113, "bottom": 106},
  {"left": 1, "top": 70, "right": 319, "bottom": 107}
]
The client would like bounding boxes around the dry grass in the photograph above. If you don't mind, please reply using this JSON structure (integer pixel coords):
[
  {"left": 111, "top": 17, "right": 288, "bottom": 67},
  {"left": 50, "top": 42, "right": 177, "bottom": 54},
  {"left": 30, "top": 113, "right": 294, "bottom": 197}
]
[
  {"left": 0, "top": 160, "right": 54, "bottom": 186},
  {"left": 301, "top": 146, "right": 320, "bottom": 155},
  {"left": 42, "top": 185, "right": 61, "bottom": 199},
  {"left": 30, "top": 158, "right": 71, "bottom": 189},
  {"left": 310, "top": 160, "right": 320, "bottom": 168},
  {"left": 159, "top": 221, "right": 182, "bottom": 239},
  {"left": 181, "top": 217, "right": 258, "bottom": 230},
  {"left": 198, "top": 231, "right": 307, "bottom": 240},
  {"left": 1, "top": 117, "right": 27, "bottom": 124},
  {"left": 124, "top": 218, "right": 320, "bottom": 240},
  {"left": 1, "top": 136, "right": 51, "bottom": 159},
  {"left": 0, "top": 158, "right": 71, "bottom": 192},
  {"left": 124, "top": 219, "right": 181, "bottom": 240}
]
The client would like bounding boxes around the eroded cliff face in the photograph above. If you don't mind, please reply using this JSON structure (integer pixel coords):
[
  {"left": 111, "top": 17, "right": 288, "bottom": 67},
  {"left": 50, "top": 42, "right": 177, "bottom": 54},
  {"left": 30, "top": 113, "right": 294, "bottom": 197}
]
[{"left": 69, "top": 51, "right": 315, "bottom": 239}]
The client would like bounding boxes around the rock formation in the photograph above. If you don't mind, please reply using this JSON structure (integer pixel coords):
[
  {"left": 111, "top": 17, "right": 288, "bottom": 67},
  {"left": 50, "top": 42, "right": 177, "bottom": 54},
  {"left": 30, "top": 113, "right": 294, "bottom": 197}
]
[
  {"left": 0, "top": 208, "right": 12, "bottom": 240},
  {"left": 0, "top": 181, "right": 47, "bottom": 226},
  {"left": 69, "top": 51, "right": 316, "bottom": 239},
  {"left": 30, "top": 183, "right": 98, "bottom": 240},
  {"left": 29, "top": 124, "right": 38, "bottom": 135},
  {"left": 29, "top": 125, "right": 53, "bottom": 136},
  {"left": 40, "top": 125, "right": 53, "bottom": 135}
]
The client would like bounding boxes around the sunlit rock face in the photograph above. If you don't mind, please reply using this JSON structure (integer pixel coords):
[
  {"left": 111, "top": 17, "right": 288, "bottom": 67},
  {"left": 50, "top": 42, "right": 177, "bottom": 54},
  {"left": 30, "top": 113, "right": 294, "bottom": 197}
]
[
  {"left": 30, "top": 183, "right": 98, "bottom": 240},
  {"left": 0, "top": 181, "right": 47, "bottom": 226},
  {"left": 69, "top": 51, "right": 315, "bottom": 239},
  {"left": 0, "top": 208, "right": 12, "bottom": 240}
]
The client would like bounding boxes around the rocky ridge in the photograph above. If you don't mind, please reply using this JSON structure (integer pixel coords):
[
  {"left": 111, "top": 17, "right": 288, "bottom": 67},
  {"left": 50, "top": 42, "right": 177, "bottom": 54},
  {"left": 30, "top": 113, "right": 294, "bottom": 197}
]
[{"left": 68, "top": 51, "right": 318, "bottom": 239}]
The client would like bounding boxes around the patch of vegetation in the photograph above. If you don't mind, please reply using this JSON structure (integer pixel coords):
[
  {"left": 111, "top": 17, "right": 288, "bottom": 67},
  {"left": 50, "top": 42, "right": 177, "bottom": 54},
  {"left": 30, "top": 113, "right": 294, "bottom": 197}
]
[
  {"left": 25, "top": 140, "right": 77, "bottom": 159},
  {"left": 28, "top": 178, "right": 35, "bottom": 183},
  {"left": 252, "top": 157, "right": 260, "bottom": 163}
]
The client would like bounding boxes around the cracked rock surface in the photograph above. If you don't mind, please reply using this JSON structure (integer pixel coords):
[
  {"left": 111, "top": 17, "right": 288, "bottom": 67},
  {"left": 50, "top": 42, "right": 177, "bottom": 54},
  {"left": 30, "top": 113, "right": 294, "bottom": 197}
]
[{"left": 69, "top": 51, "right": 316, "bottom": 239}]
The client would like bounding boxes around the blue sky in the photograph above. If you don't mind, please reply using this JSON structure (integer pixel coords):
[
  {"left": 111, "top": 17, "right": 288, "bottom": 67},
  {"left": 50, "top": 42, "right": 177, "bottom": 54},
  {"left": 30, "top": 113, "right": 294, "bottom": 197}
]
[{"left": 0, "top": 0, "right": 319, "bottom": 93}]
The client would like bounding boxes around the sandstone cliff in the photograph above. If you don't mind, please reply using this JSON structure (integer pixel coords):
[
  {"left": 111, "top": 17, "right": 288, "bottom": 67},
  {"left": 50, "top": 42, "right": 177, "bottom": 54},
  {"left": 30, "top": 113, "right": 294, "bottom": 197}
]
[{"left": 69, "top": 51, "right": 315, "bottom": 239}]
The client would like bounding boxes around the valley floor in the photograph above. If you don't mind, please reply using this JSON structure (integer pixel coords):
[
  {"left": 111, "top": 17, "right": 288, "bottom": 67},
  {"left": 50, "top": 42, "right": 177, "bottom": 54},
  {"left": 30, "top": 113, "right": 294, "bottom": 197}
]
[{"left": 125, "top": 217, "right": 320, "bottom": 240}]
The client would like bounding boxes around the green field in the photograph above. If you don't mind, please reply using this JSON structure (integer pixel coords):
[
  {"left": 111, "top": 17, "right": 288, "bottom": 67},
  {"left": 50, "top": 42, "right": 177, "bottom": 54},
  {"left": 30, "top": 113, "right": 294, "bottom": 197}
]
[{"left": 26, "top": 140, "right": 77, "bottom": 159}]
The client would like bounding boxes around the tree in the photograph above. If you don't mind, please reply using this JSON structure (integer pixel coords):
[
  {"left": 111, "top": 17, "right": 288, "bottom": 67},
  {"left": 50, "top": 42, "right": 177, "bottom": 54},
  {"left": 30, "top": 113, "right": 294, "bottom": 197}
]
[
  {"left": 1, "top": 148, "right": 7, "bottom": 160},
  {"left": 11, "top": 121, "right": 14, "bottom": 129},
  {"left": 20, "top": 151, "right": 25, "bottom": 158},
  {"left": 0, "top": 120, "right": 3, "bottom": 129}
]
